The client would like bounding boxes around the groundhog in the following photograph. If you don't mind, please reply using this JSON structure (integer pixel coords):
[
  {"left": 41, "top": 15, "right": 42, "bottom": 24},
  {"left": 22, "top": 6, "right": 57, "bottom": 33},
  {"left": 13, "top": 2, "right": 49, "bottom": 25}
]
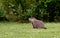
[{"left": 29, "top": 17, "right": 47, "bottom": 29}]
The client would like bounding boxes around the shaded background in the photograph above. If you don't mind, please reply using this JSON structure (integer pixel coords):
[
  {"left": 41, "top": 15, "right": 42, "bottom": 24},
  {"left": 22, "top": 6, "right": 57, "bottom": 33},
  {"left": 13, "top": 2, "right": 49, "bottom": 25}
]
[{"left": 0, "top": 0, "right": 60, "bottom": 22}]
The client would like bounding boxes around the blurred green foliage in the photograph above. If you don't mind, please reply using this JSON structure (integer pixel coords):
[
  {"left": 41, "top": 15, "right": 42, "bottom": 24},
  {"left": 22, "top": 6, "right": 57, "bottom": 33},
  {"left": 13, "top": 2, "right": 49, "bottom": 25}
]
[{"left": 0, "top": 0, "right": 60, "bottom": 22}]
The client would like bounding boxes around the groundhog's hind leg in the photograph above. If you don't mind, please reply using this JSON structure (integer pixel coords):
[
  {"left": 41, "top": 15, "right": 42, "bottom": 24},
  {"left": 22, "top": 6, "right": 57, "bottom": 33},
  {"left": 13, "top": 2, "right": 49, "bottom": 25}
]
[
  {"left": 44, "top": 27, "right": 47, "bottom": 29},
  {"left": 41, "top": 27, "right": 47, "bottom": 29}
]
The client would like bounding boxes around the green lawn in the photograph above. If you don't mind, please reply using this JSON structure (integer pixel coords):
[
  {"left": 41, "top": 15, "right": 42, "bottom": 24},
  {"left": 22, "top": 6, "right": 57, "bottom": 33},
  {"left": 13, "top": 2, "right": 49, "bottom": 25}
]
[{"left": 0, "top": 22, "right": 60, "bottom": 38}]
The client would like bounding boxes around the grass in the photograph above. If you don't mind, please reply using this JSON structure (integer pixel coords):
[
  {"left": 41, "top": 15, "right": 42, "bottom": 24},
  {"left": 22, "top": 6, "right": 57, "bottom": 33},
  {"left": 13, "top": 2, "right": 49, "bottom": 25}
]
[{"left": 0, "top": 22, "right": 60, "bottom": 38}]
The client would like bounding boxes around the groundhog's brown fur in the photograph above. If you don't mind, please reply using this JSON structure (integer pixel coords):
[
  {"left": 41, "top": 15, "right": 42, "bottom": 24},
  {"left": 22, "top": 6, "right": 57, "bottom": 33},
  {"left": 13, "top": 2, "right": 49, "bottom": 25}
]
[{"left": 29, "top": 17, "right": 47, "bottom": 29}]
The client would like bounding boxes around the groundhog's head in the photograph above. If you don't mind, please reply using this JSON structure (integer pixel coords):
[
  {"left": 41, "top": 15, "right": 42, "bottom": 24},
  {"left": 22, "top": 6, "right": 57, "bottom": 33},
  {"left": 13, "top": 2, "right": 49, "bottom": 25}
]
[{"left": 29, "top": 17, "right": 37, "bottom": 22}]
